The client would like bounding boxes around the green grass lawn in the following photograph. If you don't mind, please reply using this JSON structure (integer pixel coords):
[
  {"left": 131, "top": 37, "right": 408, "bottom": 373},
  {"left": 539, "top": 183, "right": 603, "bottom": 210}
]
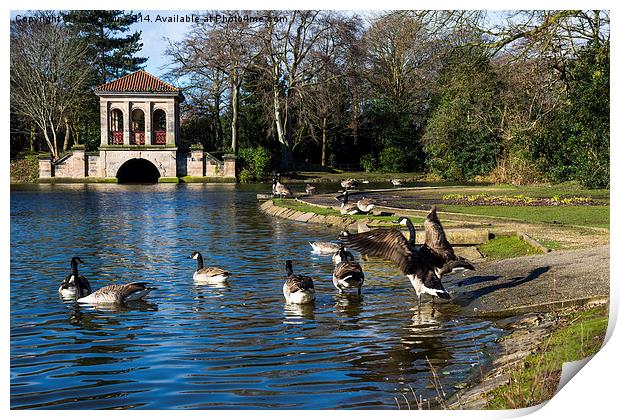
[
  {"left": 478, "top": 236, "right": 544, "bottom": 260},
  {"left": 272, "top": 198, "right": 425, "bottom": 224},
  {"left": 486, "top": 306, "right": 608, "bottom": 409},
  {"left": 439, "top": 204, "right": 609, "bottom": 229}
]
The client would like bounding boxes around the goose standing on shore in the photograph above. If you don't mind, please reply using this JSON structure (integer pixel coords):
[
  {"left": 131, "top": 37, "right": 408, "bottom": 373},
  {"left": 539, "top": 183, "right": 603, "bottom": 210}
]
[
  {"left": 339, "top": 191, "right": 360, "bottom": 215},
  {"left": 190, "top": 251, "right": 230, "bottom": 283},
  {"left": 341, "top": 178, "right": 358, "bottom": 191},
  {"left": 283, "top": 260, "right": 315, "bottom": 304},
  {"left": 305, "top": 184, "right": 317, "bottom": 195},
  {"left": 391, "top": 179, "right": 402, "bottom": 187},
  {"left": 339, "top": 209, "right": 474, "bottom": 305},
  {"left": 59, "top": 257, "right": 92, "bottom": 299},
  {"left": 273, "top": 174, "right": 293, "bottom": 198},
  {"left": 332, "top": 247, "right": 365, "bottom": 295},
  {"left": 356, "top": 196, "right": 376, "bottom": 213}
]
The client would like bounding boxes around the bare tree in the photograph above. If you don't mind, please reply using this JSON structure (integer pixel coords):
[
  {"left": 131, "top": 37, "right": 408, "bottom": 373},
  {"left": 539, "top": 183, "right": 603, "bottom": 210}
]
[{"left": 10, "top": 16, "right": 91, "bottom": 159}]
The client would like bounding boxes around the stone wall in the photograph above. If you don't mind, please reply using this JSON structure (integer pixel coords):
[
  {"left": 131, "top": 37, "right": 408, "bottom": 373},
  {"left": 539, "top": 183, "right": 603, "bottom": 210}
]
[{"left": 39, "top": 146, "right": 236, "bottom": 181}]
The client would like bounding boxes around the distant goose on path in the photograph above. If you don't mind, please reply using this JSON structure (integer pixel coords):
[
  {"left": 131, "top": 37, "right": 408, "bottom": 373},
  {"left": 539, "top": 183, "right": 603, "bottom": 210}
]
[
  {"left": 332, "top": 247, "right": 365, "bottom": 295},
  {"left": 356, "top": 196, "right": 376, "bottom": 213},
  {"left": 305, "top": 184, "right": 317, "bottom": 195},
  {"left": 341, "top": 178, "right": 358, "bottom": 191},
  {"left": 190, "top": 251, "right": 230, "bottom": 283},
  {"left": 273, "top": 174, "right": 293, "bottom": 198},
  {"left": 339, "top": 208, "right": 473, "bottom": 305},
  {"left": 339, "top": 191, "right": 360, "bottom": 215},
  {"left": 391, "top": 179, "right": 403, "bottom": 187},
  {"left": 283, "top": 260, "right": 315, "bottom": 304},
  {"left": 58, "top": 257, "right": 92, "bottom": 299}
]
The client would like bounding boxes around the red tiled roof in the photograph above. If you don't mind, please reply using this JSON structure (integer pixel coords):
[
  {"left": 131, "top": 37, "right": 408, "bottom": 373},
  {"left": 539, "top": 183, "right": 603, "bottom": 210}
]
[{"left": 95, "top": 70, "right": 180, "bottom": 94}]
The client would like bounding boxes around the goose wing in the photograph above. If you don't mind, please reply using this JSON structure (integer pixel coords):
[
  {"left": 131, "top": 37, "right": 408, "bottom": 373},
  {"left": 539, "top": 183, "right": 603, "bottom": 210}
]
[
  {"left": 196, "top": 267, "right": 230, "bottom": 277},
  {"left": 339, "top": 228, "right": 413, "bottom": 274},
  {"left": 424, "top": 206, "right": 456, "bottom": 260},
  {"left": 286, "top": 275, "right": 314, "bottom": 293},
  {"left": 334, "top": 261, "right": 364, "bottom": 279},
  {"left": 87, "top": 282, "right": 150, "bottom": 302}
]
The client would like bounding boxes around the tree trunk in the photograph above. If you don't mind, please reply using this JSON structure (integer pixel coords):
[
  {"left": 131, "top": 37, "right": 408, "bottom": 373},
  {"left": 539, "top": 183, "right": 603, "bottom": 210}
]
[
  {"left": 62, "top": 117, "right": 71, "bottom": 151},
  {"left": 214, "top": 95, "right": 223, "bottom": 150},
  {"left": 29, "top": 124, "right": 36, "bottom": 152},
  {"left": 321, "top": 117, "right": 328, "bottom": 167},
  {"left": 231, "top": 78, "right": 239, "bottom": 154},
  {"left": 273, "top": 84, "right": 292, "bottom": 168},
  {"left": 352, "top": 94, "right": 360, "bottom": 147}
]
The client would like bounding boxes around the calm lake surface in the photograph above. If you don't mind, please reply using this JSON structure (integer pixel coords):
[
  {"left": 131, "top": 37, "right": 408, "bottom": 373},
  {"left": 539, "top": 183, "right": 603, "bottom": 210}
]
[{"left": 11, "top": 184, "right": 502, "bottom": 409}]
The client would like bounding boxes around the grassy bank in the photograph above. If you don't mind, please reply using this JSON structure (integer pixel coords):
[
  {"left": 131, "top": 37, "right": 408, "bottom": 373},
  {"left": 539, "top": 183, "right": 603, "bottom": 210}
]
[
  {"left": 439, "top": 204, "right": 609, "bottom": 229},
  {"left": 271, "top": 198, "right": 425, "bottom": 224},
  {"left": 478, "top": 236, "right": 544, "bottom": 260},
  {"left": 486, "top": 306, "right": 608, "bottom": 409}
]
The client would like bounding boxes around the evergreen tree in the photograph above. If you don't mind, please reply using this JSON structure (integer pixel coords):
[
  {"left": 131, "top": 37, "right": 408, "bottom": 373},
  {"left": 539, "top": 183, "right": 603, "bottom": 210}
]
[{"left": 63, "top": 10, "right": 147, "bottom": 84}]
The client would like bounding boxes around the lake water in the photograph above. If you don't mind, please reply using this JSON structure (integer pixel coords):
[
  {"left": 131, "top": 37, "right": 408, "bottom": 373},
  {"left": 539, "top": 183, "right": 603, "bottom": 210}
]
[{"left": 10, "top": 184, "right": 502, "bottom": 409}]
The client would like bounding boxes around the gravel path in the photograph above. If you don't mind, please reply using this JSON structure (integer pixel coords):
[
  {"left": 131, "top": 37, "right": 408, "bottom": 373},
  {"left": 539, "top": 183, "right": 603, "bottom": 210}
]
[{"left": 445, "top": 245, "right": 610, "bottom": 317}]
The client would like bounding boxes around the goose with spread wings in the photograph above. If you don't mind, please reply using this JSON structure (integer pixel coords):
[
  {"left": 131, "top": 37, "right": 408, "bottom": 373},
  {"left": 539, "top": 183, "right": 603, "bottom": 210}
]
[{"left": 338, "top": 207, "right": 474, "bottom": 304}]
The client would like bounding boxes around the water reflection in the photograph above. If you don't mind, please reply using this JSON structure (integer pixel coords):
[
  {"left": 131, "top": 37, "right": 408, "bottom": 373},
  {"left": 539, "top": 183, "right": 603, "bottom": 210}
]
[{"left": 11, "top": 184, "right": 502, "bottom": 409}]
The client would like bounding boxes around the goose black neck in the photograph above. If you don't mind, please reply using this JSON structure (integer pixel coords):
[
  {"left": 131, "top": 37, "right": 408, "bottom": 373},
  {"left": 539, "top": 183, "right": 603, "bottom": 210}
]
[
  {"left": 343, "top": 191, "right": 349, "bottom": 204},
  {"left": 195, "top": 253, "right": 204, "bottom": 270},
  {"left": 405, "top": 219, "right": 416, "bottom": 245},
  {"left": 71, "top": 259, "right": 79, "bottom": 277},
  {"left": 285, "top": 260, "right": 293, "bottom": 276}
]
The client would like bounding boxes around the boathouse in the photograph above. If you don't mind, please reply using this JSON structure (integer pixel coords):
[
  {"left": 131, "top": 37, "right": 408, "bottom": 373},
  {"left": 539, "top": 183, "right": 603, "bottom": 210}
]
[{"left": 38, "top": 70, "right": 236, "bottom": 183}]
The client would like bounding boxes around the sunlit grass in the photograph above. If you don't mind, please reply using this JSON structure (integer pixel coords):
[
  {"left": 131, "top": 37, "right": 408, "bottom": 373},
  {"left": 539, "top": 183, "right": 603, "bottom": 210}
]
[
  {"left": 486, "top": 306, "right": 608, "bottom": 409},
  {"left": 478, "top": 236, "right": 544, "bottom": 260},
  {"left": 438, "top": 204, "right": 609, "bottom": 229}
]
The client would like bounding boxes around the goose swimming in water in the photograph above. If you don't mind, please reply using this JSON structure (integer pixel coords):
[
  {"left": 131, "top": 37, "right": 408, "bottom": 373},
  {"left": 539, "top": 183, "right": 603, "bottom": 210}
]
[
  {"left": 283, "top": 260, "right": 315, "bottom": 304},
  {"left": 58, "top": 257, "right": 92, "bottom": 299},
  {"left": 339, "top": 208, "right": 474, "bottom": 305},
  {"left": 77, "top": 282, "right": 153, "bottom": 304},
  {"left": 190, "top": 251, "right": 230, "bottom": 283},
  {"left": 332, "top": 247, "right": 365, "bottom": 295},
  {"left": 309, "top": 241, "right": 341, "bottom": 254}
]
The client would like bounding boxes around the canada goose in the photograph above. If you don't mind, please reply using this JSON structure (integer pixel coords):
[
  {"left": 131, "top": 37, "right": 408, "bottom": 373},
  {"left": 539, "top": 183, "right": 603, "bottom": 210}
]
[
  {"left": 77, "top": 282, "right": 153, "bottom": 304},
  {"left": 274, "top": 174, "right": 293, "bottom": 198},
  {"left": 309, "top": 241, "right": 341, "bottom": 254},
  {"left": 58, "top": 257, "right": 92, "bottom": 299},
  {"left": 341, "top": 178, "right": 358, "bottom": 191},
  {"left": 332, "top": 247, "right": 365, "bottom": 295},
  {"left": 340, "top": 191, "right": 360, "bottom": 215},
  {"left": 283, "top": 260, "right": 315, "bottom": 304},
  {"left": 305, "top": 184, "right": 317, "bottom": 195},
  {"left": 332, "top": 246, "right": 354, "bottom": 264},
  {"left": 391, "top": 179, "right": 403, "bottom": 187},
  {"left": 339, "top": 209, "right": 473, "bottom": 305},
  {"left": 190, "top": 251, "right": 230, "bottom": 283},
  {"left": 356, "top": 196, "right": 375, "bottom": 213}
]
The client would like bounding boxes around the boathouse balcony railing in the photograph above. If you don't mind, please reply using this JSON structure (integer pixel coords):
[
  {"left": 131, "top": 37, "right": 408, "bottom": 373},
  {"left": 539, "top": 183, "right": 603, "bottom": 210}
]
[
  {"left": 131, "top": 131, "right": 145, "bottom": 145},
  {"left": 154, "top": 131, "right": 167, "bottom": 145},
  {"left": 110, "top": 131, "right": 124, "bottom": 145}
]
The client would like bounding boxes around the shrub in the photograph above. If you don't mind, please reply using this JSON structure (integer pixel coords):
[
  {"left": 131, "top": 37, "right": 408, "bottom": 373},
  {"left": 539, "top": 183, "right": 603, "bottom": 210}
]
[
  {"left": 379, "top": 147, "right": 409, "bottom": 172},
  {"left": 237, "top": 146, "right": 272, "bottom": 182},
  {"left": 360, "top": 153, "right": 378, "bottom": 172}
]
